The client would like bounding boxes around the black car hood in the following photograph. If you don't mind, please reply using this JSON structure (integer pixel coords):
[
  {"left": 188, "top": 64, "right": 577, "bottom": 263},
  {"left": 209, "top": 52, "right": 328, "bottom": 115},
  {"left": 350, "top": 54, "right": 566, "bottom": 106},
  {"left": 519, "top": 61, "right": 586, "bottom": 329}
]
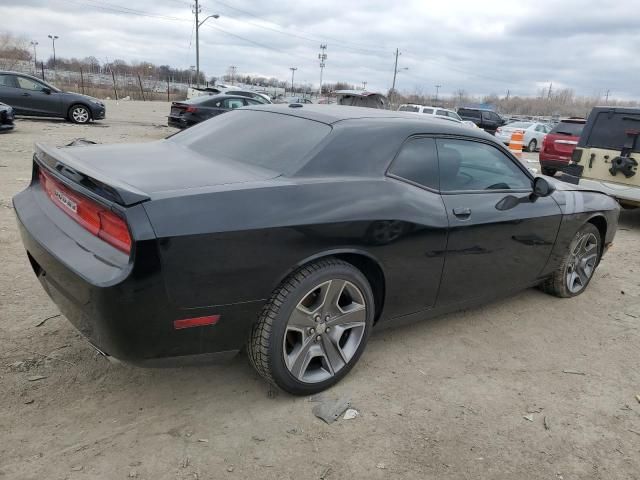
[{"left": 50, "top": 140, "right": 277, "bottom": 197}]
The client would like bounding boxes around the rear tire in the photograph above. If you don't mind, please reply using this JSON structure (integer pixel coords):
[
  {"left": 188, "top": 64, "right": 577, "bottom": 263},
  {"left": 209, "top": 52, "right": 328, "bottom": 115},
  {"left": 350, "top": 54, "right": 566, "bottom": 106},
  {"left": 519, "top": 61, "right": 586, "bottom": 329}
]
[
  {"left": 541, "top": 223, "right": 601, "bottom": 298},
  {"left": 68, "top": 104, "right": 91, "bottom": 124},
  {"left": 527, "top": 139, "right": 537, "bottom": 152},
  {"left": 541, "top": 166, "right": 557, "bottom": 176},
  {"left": 247, "top": 258, "right": 375, "bottom": 395}
]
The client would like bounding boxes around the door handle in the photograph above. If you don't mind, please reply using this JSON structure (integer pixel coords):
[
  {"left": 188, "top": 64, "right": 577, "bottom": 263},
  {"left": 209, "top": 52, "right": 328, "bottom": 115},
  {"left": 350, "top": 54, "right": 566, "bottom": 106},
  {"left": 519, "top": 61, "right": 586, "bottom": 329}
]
[
  {"left": 22, "top": 92, "right": 31, "bottom": 96},
  {"left": 453, "top": 207, "right": 471, "bottom": 218}
]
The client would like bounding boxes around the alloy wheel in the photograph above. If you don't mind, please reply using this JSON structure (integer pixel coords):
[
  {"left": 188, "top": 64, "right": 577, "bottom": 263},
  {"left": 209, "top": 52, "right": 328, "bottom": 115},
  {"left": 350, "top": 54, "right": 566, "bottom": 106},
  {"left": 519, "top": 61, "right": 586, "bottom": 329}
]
[
  {"left": 283, "top": 279, "right": 367, "bottom": 383},
  {"left": 71, "top": 106, "right": 90, "bottom": 123},
  {"left": 565, "top": 232, "right": 598, "bottom": 293}
]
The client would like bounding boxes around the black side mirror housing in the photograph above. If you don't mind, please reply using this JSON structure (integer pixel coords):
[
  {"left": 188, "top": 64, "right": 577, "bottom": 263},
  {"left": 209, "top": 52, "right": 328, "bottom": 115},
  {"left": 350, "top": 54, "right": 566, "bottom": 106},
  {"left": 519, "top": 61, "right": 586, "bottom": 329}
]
[
  {"left": 41, "top": 87, "right": 51, "bottom": 94},
  {"left": 532, "top": 176, "right": 555, "bottom": 197}
]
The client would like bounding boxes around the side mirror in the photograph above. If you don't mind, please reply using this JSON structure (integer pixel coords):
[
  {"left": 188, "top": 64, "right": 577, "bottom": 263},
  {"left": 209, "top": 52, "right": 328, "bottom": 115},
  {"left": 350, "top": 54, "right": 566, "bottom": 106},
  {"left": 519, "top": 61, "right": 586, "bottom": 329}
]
[
  {"left": 41, "top": 87, "right": 51, "bottom": 94},
  {"left": 532, "top": 176, "right": 555, "bottom": 197}
]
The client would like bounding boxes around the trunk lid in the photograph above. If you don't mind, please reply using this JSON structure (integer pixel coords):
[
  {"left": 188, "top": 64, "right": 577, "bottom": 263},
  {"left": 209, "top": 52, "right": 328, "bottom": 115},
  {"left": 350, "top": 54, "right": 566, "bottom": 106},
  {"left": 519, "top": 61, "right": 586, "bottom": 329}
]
[{"left": 35, "top": 141, "right": 277, "bottom": 206}]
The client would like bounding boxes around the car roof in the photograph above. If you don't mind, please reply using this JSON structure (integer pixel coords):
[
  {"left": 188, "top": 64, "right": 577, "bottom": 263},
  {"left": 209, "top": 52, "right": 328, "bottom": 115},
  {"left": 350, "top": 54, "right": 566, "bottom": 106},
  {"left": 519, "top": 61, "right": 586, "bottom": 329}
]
[{"left": 242, "top": 104, "right": 492, "bottom": 136}]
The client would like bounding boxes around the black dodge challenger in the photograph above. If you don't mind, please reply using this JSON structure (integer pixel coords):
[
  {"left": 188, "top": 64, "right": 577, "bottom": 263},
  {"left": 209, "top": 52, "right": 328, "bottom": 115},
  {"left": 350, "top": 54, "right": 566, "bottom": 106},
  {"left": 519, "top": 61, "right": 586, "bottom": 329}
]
[{"left": 13, "top": 105, "right": 619, "bottom": 394}]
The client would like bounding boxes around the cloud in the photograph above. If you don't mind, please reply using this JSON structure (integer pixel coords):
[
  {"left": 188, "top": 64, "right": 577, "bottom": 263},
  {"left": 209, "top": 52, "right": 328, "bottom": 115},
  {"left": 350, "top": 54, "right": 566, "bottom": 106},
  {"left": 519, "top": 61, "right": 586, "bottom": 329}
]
[{"left": 2, "top": 0, "right": 638, "bottom": 99}]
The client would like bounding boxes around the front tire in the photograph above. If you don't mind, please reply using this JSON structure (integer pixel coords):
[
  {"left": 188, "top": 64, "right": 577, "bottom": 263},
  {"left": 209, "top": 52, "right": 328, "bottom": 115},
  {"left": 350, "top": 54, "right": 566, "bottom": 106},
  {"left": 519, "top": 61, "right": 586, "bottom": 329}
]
[
  {"left": 541, "top": 166, "right": 557, "bottom": 176},
  {"left": 541, "top": 223, "right": 601, "bottom": 298},
  {"left": 247, "top": 258, "right": 375, "bottom": 395},
  {"left": 68, "top": 104, "right": 91, "bottom": 124}
]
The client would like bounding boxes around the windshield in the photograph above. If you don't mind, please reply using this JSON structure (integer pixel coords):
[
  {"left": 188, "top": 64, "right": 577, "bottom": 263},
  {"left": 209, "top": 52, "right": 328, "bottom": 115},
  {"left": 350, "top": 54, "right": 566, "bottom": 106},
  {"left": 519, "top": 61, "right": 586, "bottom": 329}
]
[
  {"left": 399, "top": 105, "right": 420, "bottom": 112},
  {"left": 551, "top": 120, "right": 585, "bottom": 136},
  {"left": 169, "top": 109, "right": 332, "bottom": 174}
]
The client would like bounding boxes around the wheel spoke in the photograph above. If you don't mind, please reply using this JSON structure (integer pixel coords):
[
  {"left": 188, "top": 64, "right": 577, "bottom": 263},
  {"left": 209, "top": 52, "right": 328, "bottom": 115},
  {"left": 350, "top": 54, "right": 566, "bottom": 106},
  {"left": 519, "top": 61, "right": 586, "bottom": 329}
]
[
  {"left": 327, "top": 305, "right": 366, "bottom": 328},
  {"left": 288, "top": 306, "right": 316, "bottom": 330},
  {"left": 288, "top": 338, "right": 317, "bottom": 380},
  {"left": 319, "top": 279, "right": 347, "bottom": 316},
  {"left": 320, "top": 335, "right": 346, "bottom": 374}
]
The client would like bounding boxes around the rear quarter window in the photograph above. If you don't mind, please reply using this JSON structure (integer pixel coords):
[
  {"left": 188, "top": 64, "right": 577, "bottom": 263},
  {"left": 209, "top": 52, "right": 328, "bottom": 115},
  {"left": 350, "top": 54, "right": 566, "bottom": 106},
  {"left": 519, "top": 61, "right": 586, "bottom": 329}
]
[
  {"left": 586, "top": 112, "right": 640, "bottom": 152},
  {"left": 458, "top": 109, "right": 480, "bottom": 119},
  {"left": 169, "top": 110, "right": 332, "bottom": 174}
]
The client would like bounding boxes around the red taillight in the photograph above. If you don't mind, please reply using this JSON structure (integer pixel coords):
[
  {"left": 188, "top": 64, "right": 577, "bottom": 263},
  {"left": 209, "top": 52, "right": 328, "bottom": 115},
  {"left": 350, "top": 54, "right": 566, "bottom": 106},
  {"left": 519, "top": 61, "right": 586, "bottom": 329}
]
[
  {"left": 39, "top": 169, "right": 132, "bottom": 254},
  {"left": 185, "top": 106, "right": 198, "bottom": 113}
]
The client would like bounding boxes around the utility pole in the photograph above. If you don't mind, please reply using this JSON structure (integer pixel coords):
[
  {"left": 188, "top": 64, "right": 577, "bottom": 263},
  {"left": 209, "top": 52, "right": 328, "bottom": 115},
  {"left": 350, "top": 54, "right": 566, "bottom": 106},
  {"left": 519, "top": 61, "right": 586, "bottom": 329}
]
[
  {"left": 47, "top": 35, "right": 58, "bottom": 71},
  {"left": 290, "top": 67, "right": 297, "bottom": 95},
  {"left": 229, "top": 65, "right": 237, "bottom": 85},
  {"left": 362, "top": 81, "right": 367, "bottom": 91},
  {"left": 435, "top": 84, "right": 442, "bottom": 104},
  {"left": 30, "top": 41, "right": 38, "bottom": 70},
  {"left": 505, "top": 89, "right": 510, "bottom": 101},
  {"left": 193, "top": 0, "right": 220, "bottom": 88},
  {"left": 605, "top": 89, "right": 610, "bottom": 104},
  {"left": 390, "top": 48, "right": 407, "bottom": 107},
  {"left": 318, "top": 44, "right": 327, "bottom": 97},
  {"left": 547, "top": 82, "right": 553, "bottom": 100},
  {"left": 391, "top": 48, "right": 400, "bottom": 98}
]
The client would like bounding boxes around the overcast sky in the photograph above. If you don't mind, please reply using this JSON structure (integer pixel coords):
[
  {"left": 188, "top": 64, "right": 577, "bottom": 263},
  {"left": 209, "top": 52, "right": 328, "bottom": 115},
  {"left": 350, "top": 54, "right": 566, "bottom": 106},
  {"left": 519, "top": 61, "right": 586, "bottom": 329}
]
[{"left": 2, "top": 0, "right": 639, "bottom": 99}]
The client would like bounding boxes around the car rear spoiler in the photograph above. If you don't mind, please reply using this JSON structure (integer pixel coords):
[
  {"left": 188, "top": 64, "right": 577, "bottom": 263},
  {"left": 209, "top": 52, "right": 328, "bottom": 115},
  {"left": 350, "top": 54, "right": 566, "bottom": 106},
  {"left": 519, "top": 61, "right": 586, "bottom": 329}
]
[{"left": 34, "top": 143, "right": 150, "bottom": 207}]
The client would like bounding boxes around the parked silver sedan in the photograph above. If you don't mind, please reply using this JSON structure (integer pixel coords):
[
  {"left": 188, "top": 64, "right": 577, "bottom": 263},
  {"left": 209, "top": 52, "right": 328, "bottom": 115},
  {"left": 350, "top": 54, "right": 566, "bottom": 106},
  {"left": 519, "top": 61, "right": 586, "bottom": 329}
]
[{"left": 495, "top": 121, "right": 551, "bottom": 152}]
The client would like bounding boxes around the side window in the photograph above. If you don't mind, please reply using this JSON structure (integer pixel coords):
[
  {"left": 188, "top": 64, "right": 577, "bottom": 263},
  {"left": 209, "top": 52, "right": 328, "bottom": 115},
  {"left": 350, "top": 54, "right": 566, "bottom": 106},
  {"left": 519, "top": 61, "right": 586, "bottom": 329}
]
[
  {"left": 0, "top": 74, "right": 17, "bottom": 88},
  {"left": 388, "top": 137, "right": 439, "bottom": 190},
  {"left": 436, "top": 138, "right": 531, "bottom": 192},
  {"left": 224, "top": 98, "right": 245, "bottom": 109},
  {"left": 422, "top": 108, "right": 434, "bottom": 114},
  {"left": 435, "top": 110, "right": 448, "bottom": 117},
  {"left": 17, "top": 76, "right": 45, "bottom": 91},
  {"left": 245, "top": 98, "right": 262, "bottom": 105},
  {"left": 205, "top": 98, "right": 224, "bottom": 107},
  {"left": 535, "top": 124, "right": 545, "bottom": 132}
]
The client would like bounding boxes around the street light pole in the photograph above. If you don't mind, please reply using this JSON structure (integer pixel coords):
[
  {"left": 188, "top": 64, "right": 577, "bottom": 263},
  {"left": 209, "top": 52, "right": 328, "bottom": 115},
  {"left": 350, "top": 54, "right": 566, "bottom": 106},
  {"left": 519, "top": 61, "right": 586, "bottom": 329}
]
[
  {"left": 47, "top": 35, "right": 58, "bottom": 71},
  {"left": 318, "top": 44, "right": 327, "bottom": 97},
  {"left": 30, "top": 41, "right": 38, "bottom": 70},
  {"left": 290, "top": 67, "right": 297, "bottom": 95},
  {"left": 435, "top": 84, "right": 442, "bottom": 104},
  {"left": 193, "top": 0, "right": 219, "bottom": 88}
]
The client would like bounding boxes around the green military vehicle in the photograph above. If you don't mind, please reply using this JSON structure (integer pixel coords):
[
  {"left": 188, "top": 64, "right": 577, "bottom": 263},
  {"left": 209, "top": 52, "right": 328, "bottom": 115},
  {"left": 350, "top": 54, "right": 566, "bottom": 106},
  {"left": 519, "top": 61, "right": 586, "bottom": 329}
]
[{"left": 567, "top": 107, "right": 639, "bottom": 208}]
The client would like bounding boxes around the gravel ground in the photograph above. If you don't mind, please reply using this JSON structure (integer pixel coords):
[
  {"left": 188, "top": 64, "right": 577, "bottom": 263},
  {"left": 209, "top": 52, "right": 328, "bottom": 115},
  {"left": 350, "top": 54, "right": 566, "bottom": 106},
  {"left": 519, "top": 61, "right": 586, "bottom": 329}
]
[{"left": 1, "top": 101, "right": 639, "bottom": 480}]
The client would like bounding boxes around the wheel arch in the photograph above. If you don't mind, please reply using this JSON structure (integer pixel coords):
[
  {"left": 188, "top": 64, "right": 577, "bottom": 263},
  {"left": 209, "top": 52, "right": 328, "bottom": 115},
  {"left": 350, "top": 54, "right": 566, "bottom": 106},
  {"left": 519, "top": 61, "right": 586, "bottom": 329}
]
[
  {"left": 586, "top": 214, "right": 607, "bottom": 252},
  {"left": 274, "top": 249, "right": 386, "bottom": 324}
]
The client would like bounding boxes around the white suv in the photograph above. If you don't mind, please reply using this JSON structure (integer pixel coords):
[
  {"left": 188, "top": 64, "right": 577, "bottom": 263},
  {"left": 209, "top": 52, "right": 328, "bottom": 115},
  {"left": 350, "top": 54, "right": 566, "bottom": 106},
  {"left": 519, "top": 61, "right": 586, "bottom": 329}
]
[{"left": 398, "top": 104, "right": 463, "bottom": 122}]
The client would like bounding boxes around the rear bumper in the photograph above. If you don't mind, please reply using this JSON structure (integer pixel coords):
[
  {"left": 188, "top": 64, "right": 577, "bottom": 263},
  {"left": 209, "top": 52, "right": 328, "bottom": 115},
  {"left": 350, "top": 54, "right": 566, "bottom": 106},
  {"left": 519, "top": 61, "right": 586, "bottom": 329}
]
[
  {"left": 167, "top": 115, "right": 188, "bottom": 128},
  {"left": 13, "top": 185, "right": 258, "bottom": 366},
  {"left": 576, "top": 178, "right": 640, "bottom": 207},
  {"left": 539, "top": 154, "right": 571, "bottom": 167}
]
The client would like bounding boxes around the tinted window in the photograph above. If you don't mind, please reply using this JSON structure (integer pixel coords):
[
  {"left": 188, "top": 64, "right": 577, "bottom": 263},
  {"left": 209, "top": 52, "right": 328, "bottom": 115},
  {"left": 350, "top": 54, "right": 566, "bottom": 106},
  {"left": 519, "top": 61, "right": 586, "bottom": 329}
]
[
  {"left": 422, "top": 108, "right": 434, "bottom": 114},
  {"left": 388, "top": 137, "right": 438, "bottom": 190},
  {"left": 436, "top": 138, "right": 531, "bottom": 191},
  {"left": 551, "top": 120, "right": 585, "bottom": 136},
  {"left": 224, "top": 98, "right": 245, "bottom": 109},
  {"left": 0, "top": 74, "right": 16, "bottom": 87},
  {"left": 17, "top": 76, "right": 44, "bottom": 91},
  {"left": 587, "top": 112, "right": 640, "bottom": 152},
  {"left": 169, "top": 110, "right": 331, "bottom": 173},
  {"left": 399, "top": 105, "right": 420, "bottom": 112},
  {"left": 189, "top": 95, "right": 219, "bottom": 104},
  {"left": 458, "top": 108, "right": 480, "bottom": 119},
  {"left": 436, "top": 110, "right": 448, "bottom": 116},
  {"left": 203, "top": 98, "right": 224, "bottom": 107}
]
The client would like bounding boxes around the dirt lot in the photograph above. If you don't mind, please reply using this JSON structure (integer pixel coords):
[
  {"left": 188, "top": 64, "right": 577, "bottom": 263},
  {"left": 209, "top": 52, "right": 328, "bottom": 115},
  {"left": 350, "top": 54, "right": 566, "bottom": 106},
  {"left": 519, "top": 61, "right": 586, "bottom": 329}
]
[{"left": 1, "top": 101, "right": 639, "bottom": 480}]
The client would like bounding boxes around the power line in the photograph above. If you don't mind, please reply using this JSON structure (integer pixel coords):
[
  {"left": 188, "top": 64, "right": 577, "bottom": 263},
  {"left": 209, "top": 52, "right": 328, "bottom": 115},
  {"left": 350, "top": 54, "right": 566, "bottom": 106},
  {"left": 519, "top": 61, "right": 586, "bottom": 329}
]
[{"left": 211, "top": 0, "right": 388, "bottom": 55}]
